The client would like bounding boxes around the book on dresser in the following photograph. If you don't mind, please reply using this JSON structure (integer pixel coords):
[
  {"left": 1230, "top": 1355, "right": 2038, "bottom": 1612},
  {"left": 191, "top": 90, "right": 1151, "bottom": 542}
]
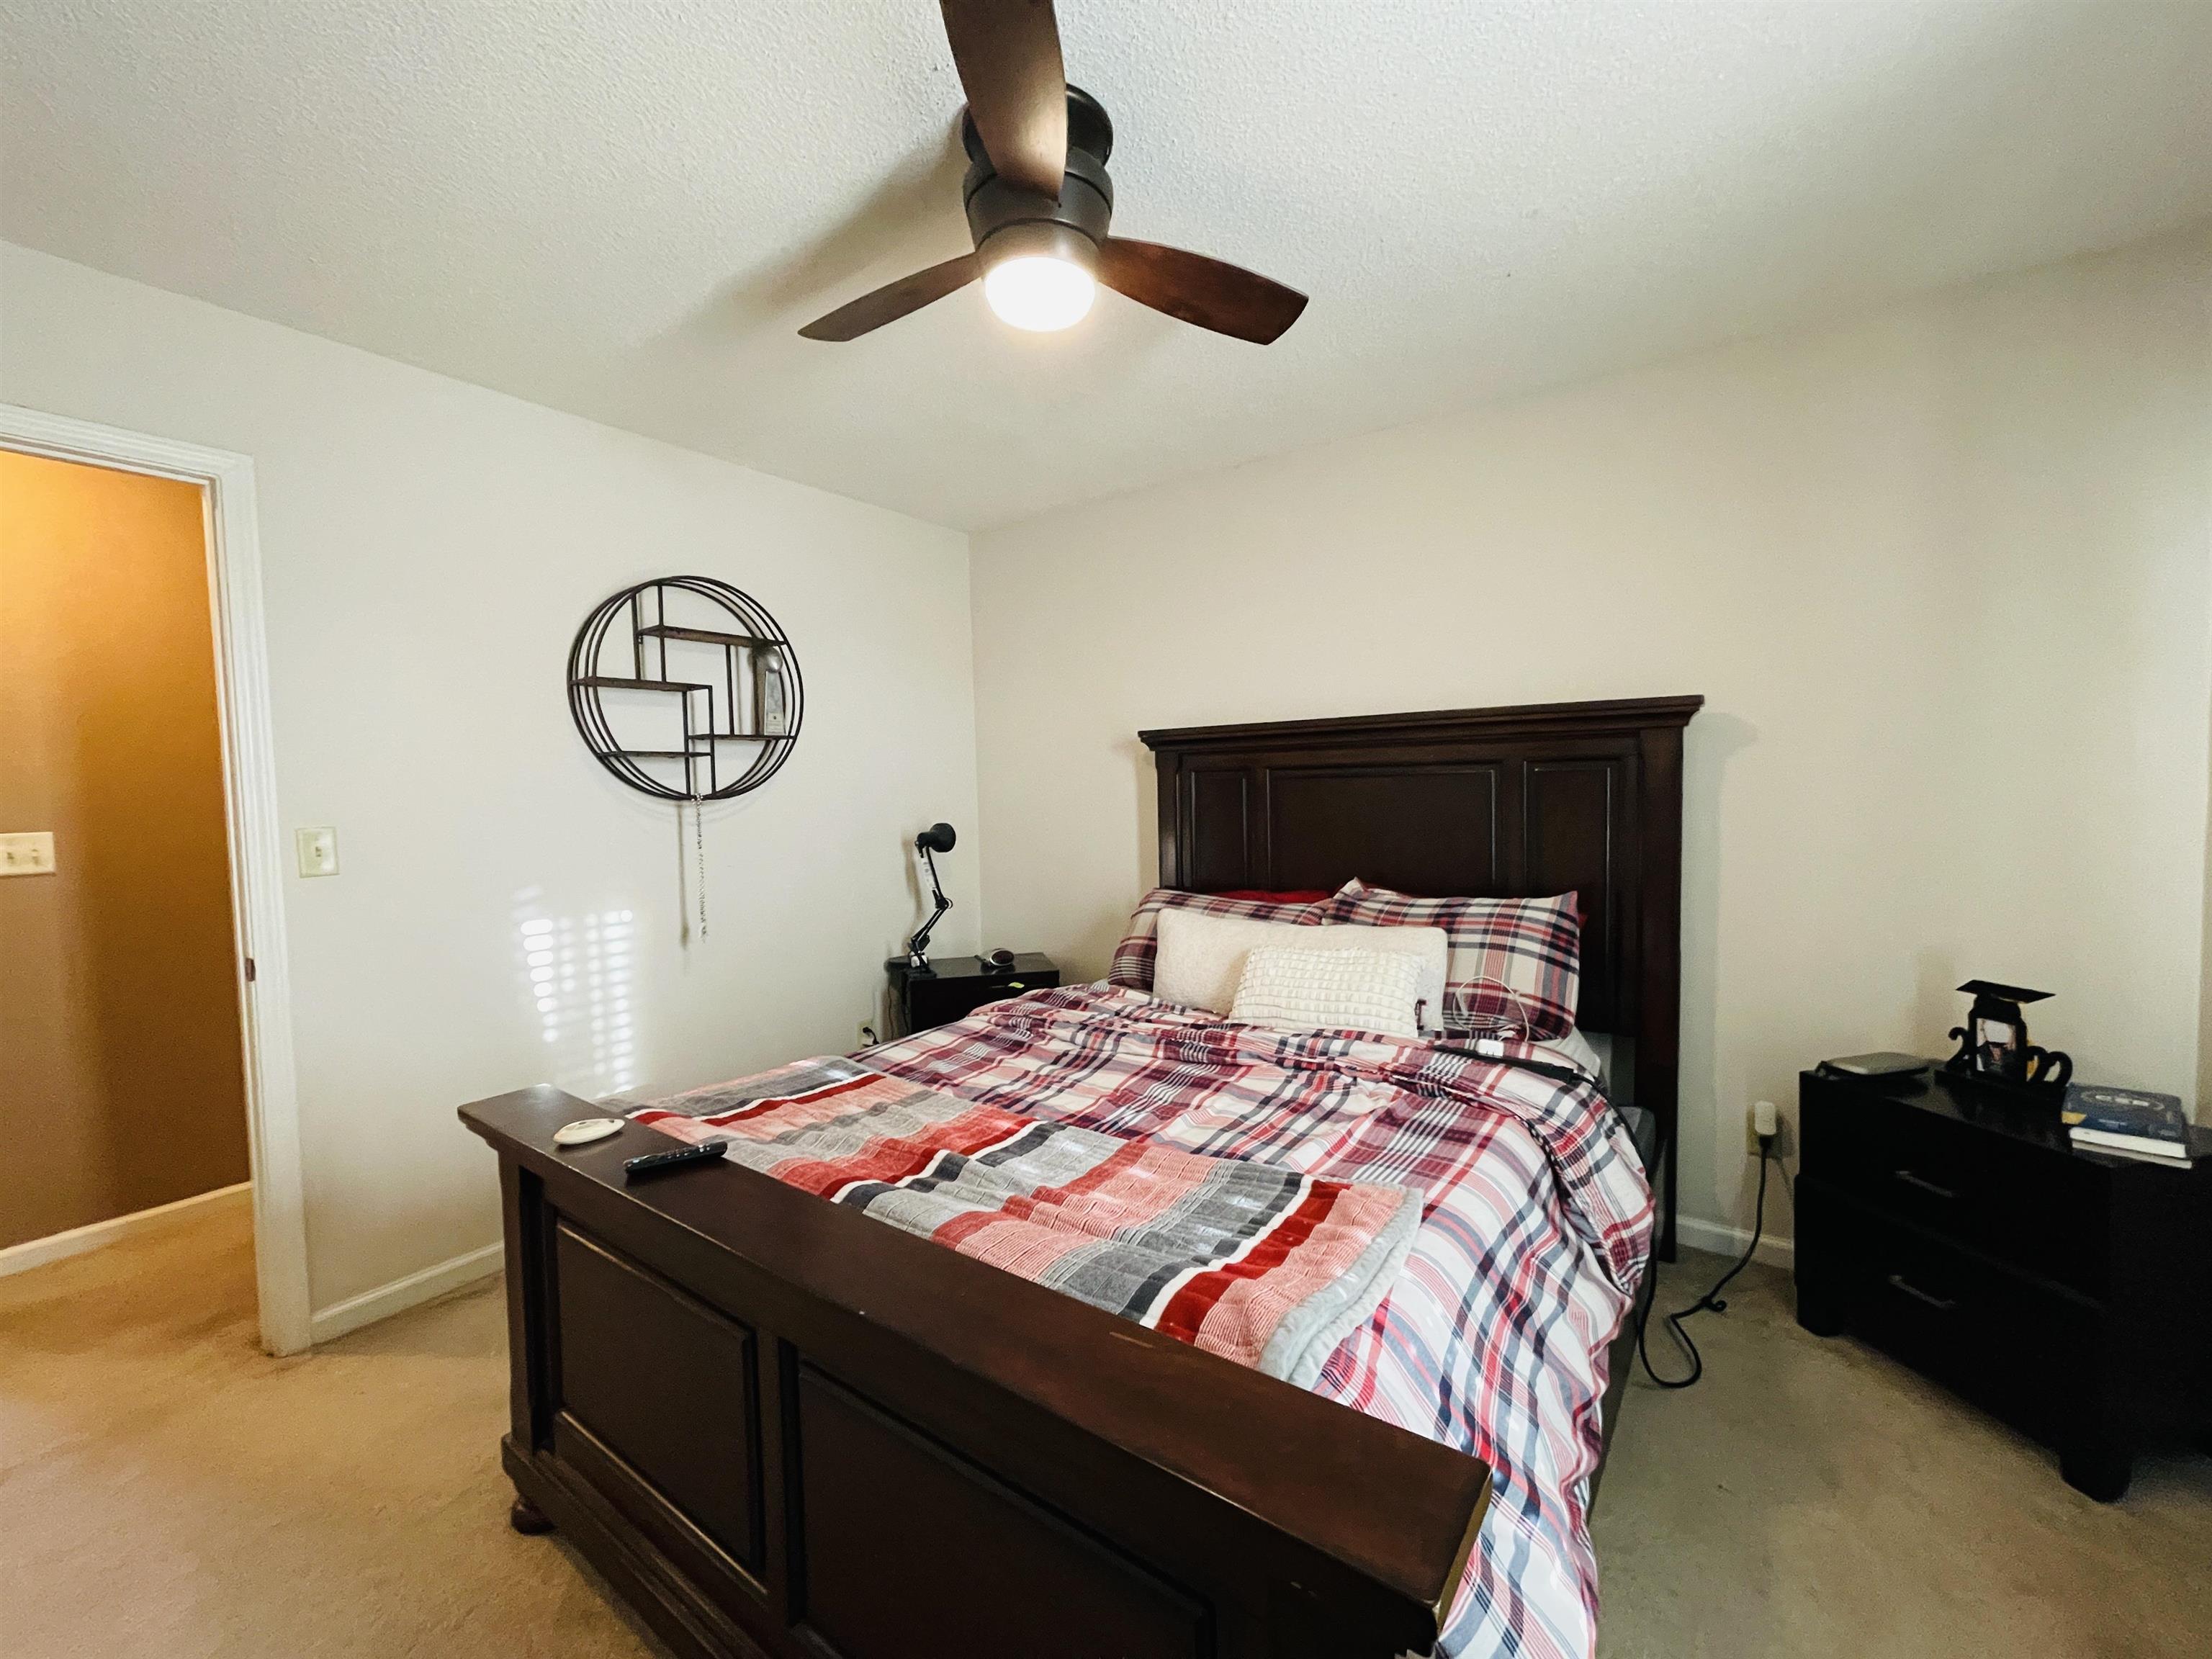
[{"left": 2062, "top": 1084, "right": 2194, "bottom": 1162}]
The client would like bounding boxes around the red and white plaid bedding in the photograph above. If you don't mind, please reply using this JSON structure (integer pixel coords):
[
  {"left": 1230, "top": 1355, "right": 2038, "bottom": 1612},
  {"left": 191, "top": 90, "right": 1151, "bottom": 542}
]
[
  {"left": 1107, "top": 886, "right": 1329, "bottom": 991},
  {"left": 630, "top": 1061, "right": 1419, "bottom": 1387},
  {"left": 1324, "top": 879, "right": 1585, "bottom": 1040},
  {"left": 856, "top": 983, "right": 1652, "bottom": 1659}
]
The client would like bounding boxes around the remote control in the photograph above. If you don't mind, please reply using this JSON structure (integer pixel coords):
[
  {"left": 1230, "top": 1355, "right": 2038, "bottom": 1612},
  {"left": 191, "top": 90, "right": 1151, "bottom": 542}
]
[{"left": 622, "top": 1139, "right": 729, "bottom": 1180}]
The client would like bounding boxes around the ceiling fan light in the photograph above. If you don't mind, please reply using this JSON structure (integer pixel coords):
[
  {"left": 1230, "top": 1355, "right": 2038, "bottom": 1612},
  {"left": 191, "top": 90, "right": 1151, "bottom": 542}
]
[{"left": 982, "top": 255, "right": 1096, "bottom": 332}]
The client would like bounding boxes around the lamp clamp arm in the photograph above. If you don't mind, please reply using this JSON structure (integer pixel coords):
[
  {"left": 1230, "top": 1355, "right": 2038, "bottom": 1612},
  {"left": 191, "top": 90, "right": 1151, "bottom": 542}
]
[{"left": 906, "top": 842, "right": 953, "bottom": 968}]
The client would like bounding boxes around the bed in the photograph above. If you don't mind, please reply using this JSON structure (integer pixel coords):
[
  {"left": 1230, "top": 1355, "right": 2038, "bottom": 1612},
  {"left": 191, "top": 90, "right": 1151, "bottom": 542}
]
[{"left": 459, "top": 693, "right": 1699, "bottom": 1659}]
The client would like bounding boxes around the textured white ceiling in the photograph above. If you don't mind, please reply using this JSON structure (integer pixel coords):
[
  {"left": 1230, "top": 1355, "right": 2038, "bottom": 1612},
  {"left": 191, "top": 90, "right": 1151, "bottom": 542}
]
[{"left": 6, "top": 1, "right": 2211, "bottom": 530}]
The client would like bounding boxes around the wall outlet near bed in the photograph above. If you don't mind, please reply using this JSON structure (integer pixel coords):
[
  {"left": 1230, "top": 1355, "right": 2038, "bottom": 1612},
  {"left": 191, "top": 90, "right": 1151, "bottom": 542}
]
[
  {"left": 1743, "top": 1106, "right": 1778, "bottom": 1159},
  {"left": 1746, "top": 1099, "right": 1787, "bottom": 1156}
]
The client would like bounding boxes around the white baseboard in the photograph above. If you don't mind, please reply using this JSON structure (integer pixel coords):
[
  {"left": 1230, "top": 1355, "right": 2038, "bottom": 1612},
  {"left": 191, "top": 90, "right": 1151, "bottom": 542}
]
[
  {"left": 0, "top": 1182, "right": 253, "bottom": 1278},
  {"left": 1673, "top": 1213, "right": 1795, "bottom": 1269},
  {"left": 308, "top": 1241, "right": 504, "bottom": 1345}
]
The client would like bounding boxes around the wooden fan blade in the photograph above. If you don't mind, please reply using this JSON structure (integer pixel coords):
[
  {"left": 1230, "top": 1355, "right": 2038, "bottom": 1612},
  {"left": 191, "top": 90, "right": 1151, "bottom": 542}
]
[
  {"left": 939, "top": 0, "right": 1066, "bottom": 199},
  {"left": 797, "top": 253, "right": 981, "bottom": 341},
  {"left": 1097, "top": 239, "right": 1308, "bottom": 344}
]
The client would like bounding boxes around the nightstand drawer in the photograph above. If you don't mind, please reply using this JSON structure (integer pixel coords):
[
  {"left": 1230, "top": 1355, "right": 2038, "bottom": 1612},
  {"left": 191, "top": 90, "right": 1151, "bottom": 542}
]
[
  {"left": 1799, "top": 1178, "right": 2096, "bottom": 1444},
  {"left": 1801, "top": 1079, "right": 2108, "bottom": 1295},
  {"left": 889, "top": 954, "right": 1061, "bottom": 1037},
  {"left": 908, "top": 973, "right": 1056, "bottom": 1028}
]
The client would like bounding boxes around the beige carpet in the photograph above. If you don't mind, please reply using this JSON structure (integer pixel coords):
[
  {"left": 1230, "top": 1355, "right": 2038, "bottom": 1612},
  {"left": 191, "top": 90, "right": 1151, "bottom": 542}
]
[
  {"left": 1596, "top": 1249, "right": 2212, "bottom": 1658},
  {"left": 4, "top": 1201, "right": 2208, "bottom": 1657},
  {"left": 0, "top": 1197, "right": 663, "bottom": 1659}
]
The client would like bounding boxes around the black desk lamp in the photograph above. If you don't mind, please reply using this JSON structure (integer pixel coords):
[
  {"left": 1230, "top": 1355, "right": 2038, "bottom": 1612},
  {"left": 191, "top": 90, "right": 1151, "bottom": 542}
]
[{"left": 904, "top": 822, "right": 956, "bottom": 971}]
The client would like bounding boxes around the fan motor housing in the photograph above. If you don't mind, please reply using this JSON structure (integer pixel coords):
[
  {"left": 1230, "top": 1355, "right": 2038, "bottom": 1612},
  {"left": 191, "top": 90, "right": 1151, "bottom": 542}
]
[{"left": 962, "top": 86, "right": 1115, "bottom": 265}]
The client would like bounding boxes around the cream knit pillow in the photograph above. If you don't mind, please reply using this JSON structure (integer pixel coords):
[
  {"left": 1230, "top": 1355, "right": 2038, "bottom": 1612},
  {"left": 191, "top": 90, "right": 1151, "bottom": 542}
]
[
  {"left": 1230, "top": 945, "right": 1425, "bottom": 1040},
  {"left": 1153, "top": 907, "right": 1449, "bottom": 1024}
]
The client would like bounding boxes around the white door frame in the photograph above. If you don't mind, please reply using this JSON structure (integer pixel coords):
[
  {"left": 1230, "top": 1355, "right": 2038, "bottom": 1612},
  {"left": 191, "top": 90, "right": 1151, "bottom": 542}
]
[{"left": 1, "top": 402, "right": 311, "bottom": 1355}]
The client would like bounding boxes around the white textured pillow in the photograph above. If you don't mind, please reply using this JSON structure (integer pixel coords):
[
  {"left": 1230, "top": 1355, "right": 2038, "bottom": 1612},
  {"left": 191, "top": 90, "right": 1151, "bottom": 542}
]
[
  {"left": 1154, "top": 908, "right": 1449, "bottom": 1025},
  {"left": 1231, "top": 946, "right": 1425, "bottom": 1040}
]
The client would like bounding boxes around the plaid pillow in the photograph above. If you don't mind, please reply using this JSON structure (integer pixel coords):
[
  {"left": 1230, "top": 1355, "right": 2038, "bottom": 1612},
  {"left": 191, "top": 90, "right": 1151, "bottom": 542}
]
[
  {"left": 1107, "top": 888, "right": 1330, "bottom": 992},
  {"left": 1321, "top": 879, "right": 1582, "bottom": 1039}
]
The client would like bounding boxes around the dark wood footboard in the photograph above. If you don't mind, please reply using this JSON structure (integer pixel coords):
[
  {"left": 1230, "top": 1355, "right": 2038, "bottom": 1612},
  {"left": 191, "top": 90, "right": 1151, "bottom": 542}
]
[{"left": 464, "top": 1084, "right": 1492, "bottom": 1659}]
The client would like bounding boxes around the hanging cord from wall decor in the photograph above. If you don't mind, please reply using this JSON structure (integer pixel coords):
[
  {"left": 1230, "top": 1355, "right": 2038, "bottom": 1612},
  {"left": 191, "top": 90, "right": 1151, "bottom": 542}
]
[
  {"left": 1637, "top": 1136, "right": 1779, "bottom": 1389},
  {"left": 689, "top": 790, "right": 708, "bottom": 940},
  {"left": 675, "top": 801, "right": 689, "bottom": 945},
  {"left": 674, "top": 793, "right": 709, "bottom": 944}
]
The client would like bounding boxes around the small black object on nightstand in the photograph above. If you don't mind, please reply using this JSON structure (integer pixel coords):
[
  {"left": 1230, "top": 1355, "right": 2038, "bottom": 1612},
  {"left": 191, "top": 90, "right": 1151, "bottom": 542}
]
[
  {"left": 886, "top": 953, "right": 1059, "bottom": 1037},
  {"left": 1795, "top": 1064, "right": 2212, "bottom": 1501}
]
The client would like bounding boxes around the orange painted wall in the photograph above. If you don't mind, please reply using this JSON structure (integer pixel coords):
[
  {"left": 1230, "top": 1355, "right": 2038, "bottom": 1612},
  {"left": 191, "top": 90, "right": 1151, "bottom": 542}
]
[{"left": 0, "top": 449, "right": 249, "bottom": 1249}]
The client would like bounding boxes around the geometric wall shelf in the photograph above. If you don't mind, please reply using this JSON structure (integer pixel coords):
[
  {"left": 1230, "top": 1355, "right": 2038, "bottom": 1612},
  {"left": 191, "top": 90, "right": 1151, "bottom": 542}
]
[{"left": 567, "top": 576, "right": 804, "bottom": 801}]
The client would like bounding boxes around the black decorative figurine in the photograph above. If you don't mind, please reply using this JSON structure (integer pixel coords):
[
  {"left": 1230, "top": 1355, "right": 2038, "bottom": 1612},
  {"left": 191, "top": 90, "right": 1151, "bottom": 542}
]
[
  {"left": 1945, "top": 979, "right": 2072, "bottom": 1097},
  {"left": 903, "top": 823, "right": 958, "bottom": 971}
]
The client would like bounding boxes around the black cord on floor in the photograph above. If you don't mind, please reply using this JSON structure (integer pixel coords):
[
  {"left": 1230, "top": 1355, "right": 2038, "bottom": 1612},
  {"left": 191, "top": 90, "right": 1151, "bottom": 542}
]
[{"left": 1637, "top": 1139, "right": 1775, "bottom": 1390}]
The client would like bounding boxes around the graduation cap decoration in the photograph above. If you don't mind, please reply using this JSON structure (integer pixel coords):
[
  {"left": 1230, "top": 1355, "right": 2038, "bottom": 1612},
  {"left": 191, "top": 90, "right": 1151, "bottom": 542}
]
[{"left": 1945, "top": 980, "right": 2072, "bottom": 1094}]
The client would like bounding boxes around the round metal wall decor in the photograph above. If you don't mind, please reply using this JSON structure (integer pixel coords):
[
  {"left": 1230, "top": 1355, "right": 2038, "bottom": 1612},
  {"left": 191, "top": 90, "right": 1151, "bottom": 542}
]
[{"left": 567, "top": 576, "right": 803, "bottom": 801}]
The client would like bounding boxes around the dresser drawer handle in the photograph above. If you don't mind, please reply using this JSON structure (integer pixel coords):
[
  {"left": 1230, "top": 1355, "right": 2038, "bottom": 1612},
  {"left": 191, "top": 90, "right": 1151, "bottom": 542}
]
[
  {"left": 1886, "top": 1274, "right": 1957, "bottom": 1313},
  {"left": 1892, "top": 1168, "right": 1957, "bottom": 1201}
]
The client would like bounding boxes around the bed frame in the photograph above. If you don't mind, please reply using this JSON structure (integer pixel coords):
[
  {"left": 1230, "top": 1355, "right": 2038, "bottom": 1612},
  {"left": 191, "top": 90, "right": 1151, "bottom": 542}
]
[{"left": 460, "top": 694, "right": 1699, "bottom": 1659}]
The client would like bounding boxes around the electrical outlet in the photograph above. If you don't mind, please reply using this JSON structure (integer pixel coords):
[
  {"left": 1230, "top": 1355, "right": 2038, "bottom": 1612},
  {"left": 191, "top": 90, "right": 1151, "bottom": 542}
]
[
  {"left": 1746, "top": 1099, "right": 1781, "bottom": 1156},
  {"left": 857, "top": 1020, "right": 879, "bottom": 1049}
]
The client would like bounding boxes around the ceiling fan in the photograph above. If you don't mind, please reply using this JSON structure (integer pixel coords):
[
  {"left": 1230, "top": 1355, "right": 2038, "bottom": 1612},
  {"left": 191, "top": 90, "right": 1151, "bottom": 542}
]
[{"left": 799, "top": 0, "right": 1307, "bottom": 346}]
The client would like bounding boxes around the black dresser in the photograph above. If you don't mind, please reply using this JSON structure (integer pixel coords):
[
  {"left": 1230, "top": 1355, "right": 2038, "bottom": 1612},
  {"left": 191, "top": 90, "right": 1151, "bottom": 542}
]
[
  {"left": 886, "top": 953, "right": 1059, "bottom": 1037},
  {"left": 1795, "top": 1066, "right": 2212, "bottom": 1500}
]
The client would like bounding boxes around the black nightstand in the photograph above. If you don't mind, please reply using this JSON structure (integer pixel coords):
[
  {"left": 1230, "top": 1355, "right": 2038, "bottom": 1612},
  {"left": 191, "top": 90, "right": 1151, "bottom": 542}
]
[
  {"left": 1795, "top": 1066, "right": 2212, "bottom": 1501},
  {"left": 886, "top": 954, "right": 1059, "bottom": 1037}
]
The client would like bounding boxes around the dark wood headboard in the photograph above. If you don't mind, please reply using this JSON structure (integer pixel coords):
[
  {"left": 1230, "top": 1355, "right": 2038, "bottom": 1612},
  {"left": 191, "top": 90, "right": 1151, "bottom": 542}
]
[{"left": 1140, "top": 695, "right": 1702, "bottom": 1259}]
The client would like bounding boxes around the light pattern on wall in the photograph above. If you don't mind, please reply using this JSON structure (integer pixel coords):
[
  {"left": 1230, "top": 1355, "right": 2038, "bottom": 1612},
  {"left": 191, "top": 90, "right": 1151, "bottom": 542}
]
[{"left": 513, "top": 892, "right": 639, "bottom": 1097}]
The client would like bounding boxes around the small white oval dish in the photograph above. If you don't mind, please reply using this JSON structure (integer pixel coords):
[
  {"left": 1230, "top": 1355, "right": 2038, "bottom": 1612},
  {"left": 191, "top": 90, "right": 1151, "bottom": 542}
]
[{"left": 552, "top": 1117, "right": 626, "bottom": 1148}]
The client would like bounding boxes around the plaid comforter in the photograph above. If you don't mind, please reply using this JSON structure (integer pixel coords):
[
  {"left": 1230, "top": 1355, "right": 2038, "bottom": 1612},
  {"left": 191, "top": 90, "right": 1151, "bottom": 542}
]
[
  {"left": 855, "top": 984, "right": 1652, "bottom": 1659},
  {"left": 630, "top": 1059, "right": 1419, "bottom": 1387}
]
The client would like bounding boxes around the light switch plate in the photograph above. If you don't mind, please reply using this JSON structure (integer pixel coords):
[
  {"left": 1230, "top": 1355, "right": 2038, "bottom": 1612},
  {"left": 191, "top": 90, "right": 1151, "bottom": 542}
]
[
  {"left": 0, "top": 831, "right": 57, "bottom": 876},
  {"left": 296, "top": 827, "right": 338, "bottom": 878}
]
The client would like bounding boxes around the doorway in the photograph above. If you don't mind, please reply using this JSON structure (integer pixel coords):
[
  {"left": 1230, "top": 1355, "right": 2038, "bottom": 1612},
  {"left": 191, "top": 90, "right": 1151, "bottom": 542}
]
[{"left": 0, "top": 405, "right": 307, "bottom": 1354}]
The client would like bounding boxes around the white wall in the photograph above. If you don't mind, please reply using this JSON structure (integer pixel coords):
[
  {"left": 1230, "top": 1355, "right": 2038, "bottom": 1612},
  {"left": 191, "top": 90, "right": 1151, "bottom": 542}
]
[
  {"left": 968, "top": 225, "right": 2212, "bottom": 1252},
  {"left": 1, "top": 243, "right": 980, "bottom": 1318},
  {"left": 8, "top": 221, "right": 2206, "bottom": 1302}
]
